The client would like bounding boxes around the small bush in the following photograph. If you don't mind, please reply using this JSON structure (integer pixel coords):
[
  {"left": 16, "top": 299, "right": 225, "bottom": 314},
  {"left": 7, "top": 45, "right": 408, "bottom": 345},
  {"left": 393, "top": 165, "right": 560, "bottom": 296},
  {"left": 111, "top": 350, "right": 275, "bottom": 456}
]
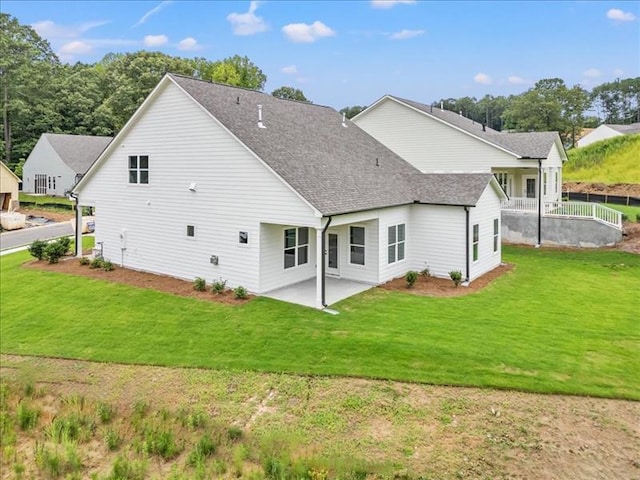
[
  {"left": 421, "top": 265, "right": 431, "bottom": 278},
  {"left": 102, "top": 260, "right": 115, "bottom": 271},
  {"left": 187, "top": 435, "right": 217, "bottom": 466},
  {"left": 16, "top": 402, "right": 39, "bottom": 430},
  {"left": 57, "top": 236, "right": 71, "bottom": 253},
  {"left": 621, "top": 213, "right": 629, "bottom": 222},
  {"left": 28, "top": 239, "right": 48, "bottom": 260},
  {"left": 105, "top": 456, "right": 147, "bottom": 480},
  {"left": 405, "top": 271, "right": 418, "bottom": 288},
  {"left": 140, "top": 428, "right": 181, "bottom": 459},
  {"left": 43, "top": 237, "right": 71, "bottom": 264},
  {"left": 449, "top": 270, "right": 463, "bottom": 287},
  {"left": 48, "top": 413, "right": 95, "bottom": 443},
  {"left": 78, "top": 257, "right": 90, "bottom": 266},
  {"left": 212, "top": 278, "right": 227, "bottom": 294},
  {"left": 104, "top": 429, "right": 121, "bottom": 451},
  {"left": 233, "top": 286, "right": 248, "bottom": 299},
  {"left": 96, "top": 402, "right": 114, "bottom": 424},
  {"left": 193, "top": 277, "right": 207, "bottom": 292},
  {"left": 89, "top": 258, "right": 104, "bottom": 269},
  {"left": 636, "top": 213, "right": 640, "bottom": 223},
  {"left": 227, "top": 426, "right": 243, "bottom": 441}
]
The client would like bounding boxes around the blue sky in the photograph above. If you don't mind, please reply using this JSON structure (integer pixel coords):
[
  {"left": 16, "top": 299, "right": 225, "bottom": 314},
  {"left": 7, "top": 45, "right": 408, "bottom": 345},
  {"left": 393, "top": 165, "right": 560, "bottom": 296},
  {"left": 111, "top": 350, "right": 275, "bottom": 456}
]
[{"left": 4, "top": 1, "right": 639, "bottom": 109}]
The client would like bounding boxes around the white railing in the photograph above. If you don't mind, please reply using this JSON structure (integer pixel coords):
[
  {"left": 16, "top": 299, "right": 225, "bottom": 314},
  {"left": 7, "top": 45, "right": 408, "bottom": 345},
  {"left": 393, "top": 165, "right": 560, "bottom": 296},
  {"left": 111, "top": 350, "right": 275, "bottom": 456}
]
[
  {"left": 501, "top": 197, "right": 537, "bottom": 212},
  {"left": 502, "top": 198, "right": 623, "bottom": 230}
]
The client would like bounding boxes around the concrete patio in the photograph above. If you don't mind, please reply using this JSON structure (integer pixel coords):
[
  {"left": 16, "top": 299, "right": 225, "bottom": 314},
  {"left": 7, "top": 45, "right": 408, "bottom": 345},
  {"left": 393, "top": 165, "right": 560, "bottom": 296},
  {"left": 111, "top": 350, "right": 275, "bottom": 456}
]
[{"left": 263, "top": 277, "right": 374, "bottom": 309}]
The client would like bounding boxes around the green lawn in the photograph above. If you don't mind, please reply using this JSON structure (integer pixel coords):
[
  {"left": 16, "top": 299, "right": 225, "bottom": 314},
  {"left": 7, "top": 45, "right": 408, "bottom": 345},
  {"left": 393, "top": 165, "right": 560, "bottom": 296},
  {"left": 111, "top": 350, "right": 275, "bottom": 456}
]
[
  {"left": 1, "top": 246, "right": 638, "bottom": 400},
  {"left": 605, "top": 203, "right": 640, "bottom": 221},
  {"left": 19, "top": 193, "right": 73, "bottom": 206}
]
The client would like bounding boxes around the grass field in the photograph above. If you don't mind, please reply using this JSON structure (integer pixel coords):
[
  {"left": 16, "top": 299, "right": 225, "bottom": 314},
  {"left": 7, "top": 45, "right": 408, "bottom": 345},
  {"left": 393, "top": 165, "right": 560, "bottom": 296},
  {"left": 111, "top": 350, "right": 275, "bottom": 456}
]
[
  {"left": 605, "top": 203, "right": 640, "bottom": 221},
  {"left": 564, "top": 134, "right": 640, "bottom": 183},
  {"left": 19, "top": 193, "right": 73, "bottom": 206},
  {"left": 1, "top": 246, "right": 638, "bottom": 400}
]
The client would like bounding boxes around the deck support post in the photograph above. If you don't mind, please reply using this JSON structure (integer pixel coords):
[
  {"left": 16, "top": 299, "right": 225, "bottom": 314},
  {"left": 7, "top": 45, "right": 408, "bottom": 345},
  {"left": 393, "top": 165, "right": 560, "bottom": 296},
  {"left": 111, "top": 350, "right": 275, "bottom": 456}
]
[{"left": 315, "top": 227, "right": 323, "bottom": 309}]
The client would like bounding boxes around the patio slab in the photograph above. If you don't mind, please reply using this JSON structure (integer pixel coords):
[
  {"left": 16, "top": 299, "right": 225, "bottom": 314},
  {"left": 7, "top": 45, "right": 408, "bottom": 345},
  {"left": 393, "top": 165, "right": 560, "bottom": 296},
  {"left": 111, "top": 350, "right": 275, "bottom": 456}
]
[{"left": 263, "top": 277, "right": 373, "bottom": 309}]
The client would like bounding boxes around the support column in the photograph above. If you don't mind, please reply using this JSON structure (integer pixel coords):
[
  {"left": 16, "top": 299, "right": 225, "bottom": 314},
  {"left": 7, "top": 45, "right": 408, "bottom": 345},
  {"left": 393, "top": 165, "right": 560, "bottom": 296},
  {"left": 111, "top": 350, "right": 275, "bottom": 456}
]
[
  {"left": 315, "top": 227, "right": 323, "bottom": 309},
  {"left": 75, "top": 203, "right": 83, "bottom": 257}
]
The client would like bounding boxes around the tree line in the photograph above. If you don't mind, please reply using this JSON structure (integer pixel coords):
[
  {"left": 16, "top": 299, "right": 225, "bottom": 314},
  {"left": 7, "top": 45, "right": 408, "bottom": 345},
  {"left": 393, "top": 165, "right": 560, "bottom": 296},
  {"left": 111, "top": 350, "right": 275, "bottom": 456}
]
[{"left": 1, "top": 13, "right": 638, "bottom": 175}]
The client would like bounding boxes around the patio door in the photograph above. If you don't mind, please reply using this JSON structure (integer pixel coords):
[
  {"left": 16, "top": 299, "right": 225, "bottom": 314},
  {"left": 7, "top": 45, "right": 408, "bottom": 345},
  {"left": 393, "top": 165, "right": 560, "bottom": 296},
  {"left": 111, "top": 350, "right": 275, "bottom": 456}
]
[
  {"left": 326, "top": 233, "right": 339, "bottom": 277},
  {"left": 523, "top": 175, "right": 537, "bottom": 198}
]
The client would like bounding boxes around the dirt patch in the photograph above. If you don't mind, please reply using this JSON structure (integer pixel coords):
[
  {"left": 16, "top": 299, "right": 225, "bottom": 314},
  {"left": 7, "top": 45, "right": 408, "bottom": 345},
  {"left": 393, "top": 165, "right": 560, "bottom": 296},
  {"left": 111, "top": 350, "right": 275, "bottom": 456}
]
[
  {"left": 379, "top": 263, "right": 514, "bottom": 297},
  {"left": 1, "top": 355, "right": 638, "bottom": 479},
  {"left": 17, "top": 207, "right": 74, "bottom": 223},
  {"left": 25, "top": 257, "right": 252, "bottom": 305},
  {"left": 621, "top": 222, "right": 640, "bottom": 254},
  {"left": 563, "top": 182, "right": 640, "bottom": 197}
]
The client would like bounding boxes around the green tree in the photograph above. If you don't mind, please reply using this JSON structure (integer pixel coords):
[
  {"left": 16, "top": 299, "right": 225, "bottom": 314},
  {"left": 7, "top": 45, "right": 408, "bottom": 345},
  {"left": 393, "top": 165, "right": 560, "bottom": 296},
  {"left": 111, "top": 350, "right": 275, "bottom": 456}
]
[
  {"left": 591, "top": 77, "right": 640, "bottom": 124},
  {"left": 208, "top": 55, "right": 266, "bottom": 91},
  {"left": 271, "top": 86, "right": 309, "bottom": 102},
  {"left": 0, "top": 13, "right": 60, "bottom": 166},
  {"left": 339, "top": 105, "right": 367, "bottom": 119}
]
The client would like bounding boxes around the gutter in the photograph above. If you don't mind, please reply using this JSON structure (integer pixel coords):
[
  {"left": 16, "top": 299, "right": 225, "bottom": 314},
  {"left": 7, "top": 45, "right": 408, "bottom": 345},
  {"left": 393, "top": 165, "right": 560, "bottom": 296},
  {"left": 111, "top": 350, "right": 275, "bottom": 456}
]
[
  {"left": 321, "top": 216, "right": 332, "bottom": 307},
  {"left": 537, "top": 159, "right": 542, "bottom": 247},
  {"left": 68, "top": 191, "right": 82, "bottom": 257},
  {"left": 464, "top": 206, "right": 470, "bottom": 282}
]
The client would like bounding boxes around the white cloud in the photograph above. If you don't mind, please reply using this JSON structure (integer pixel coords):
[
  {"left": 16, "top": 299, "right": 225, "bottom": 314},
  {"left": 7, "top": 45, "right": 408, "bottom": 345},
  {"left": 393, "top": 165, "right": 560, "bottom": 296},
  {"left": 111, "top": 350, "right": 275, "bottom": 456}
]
[
  {"left": 282, "top": 65, "right": 298, "bottom": 74},
  {"left": 59, "top": 40, "right": 94, "bottom": 55},
  {"left": 389, "top": 29, "right": 424, "bottom": 40},
  {"left": 474, "top": 73, "right": 492, "bottom": 85},
  {"left": 507, "top": 75, "right": 527, "bottom": 85},
  {"left": 177, "top": 37, "right": 199, "bottom": 51},
  {"left": 143, "top": 34, "right": 169, "bottom": 47},
  {"left": 583, "top": 68, "right": 601, "bottom": 78},
  {"left": 227, "top": 1, "right": 268, "bottom": 35},
  {"left": 606, "top": 8, "right": 636, "bottom": 22},
  {"left": 32, "top": 20, "right": 110, "bottom": 39},
  {"left": 133, "top": 1, "right": 173, "bottom": 27},
  {"left": 371, "top": 0, "right": 416, "bottom": 9},
  {"left": 282, "top": 21, "right": 335, "bottom": 43}
]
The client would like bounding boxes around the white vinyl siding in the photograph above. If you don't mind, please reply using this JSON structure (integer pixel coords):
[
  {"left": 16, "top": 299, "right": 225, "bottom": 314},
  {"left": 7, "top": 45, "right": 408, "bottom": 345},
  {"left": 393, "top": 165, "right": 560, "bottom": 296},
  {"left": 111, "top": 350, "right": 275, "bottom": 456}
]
[
  {"left": 79, "top": 81, "right": 318, "bottom": 293},
  {"left": 22, "top": 136, "right": 76, "bottom": 196},
  {"left": 469, "top": 185, "right": 502, "bottom": 280},
  {"left": 354, "top": 99, "right": 523, "bottom": 172}
]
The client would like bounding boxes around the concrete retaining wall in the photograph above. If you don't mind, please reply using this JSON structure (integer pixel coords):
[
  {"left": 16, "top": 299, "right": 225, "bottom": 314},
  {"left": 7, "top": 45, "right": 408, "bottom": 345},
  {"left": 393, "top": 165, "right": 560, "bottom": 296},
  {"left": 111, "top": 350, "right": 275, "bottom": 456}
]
[{"left": 502, "top": 212, "right": 622, "bottom": 247}]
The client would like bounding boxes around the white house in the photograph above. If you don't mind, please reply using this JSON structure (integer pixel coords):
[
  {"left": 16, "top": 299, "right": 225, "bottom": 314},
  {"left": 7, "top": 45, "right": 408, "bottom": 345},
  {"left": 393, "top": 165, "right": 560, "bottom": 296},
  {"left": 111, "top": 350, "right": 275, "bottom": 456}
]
[
  {"left": 353, "top": 95, "right": 567, "bottom": 206},
  {"left": 73, "top": 74, "right": 506, "bottom": 309},
  {"left": 576, "top": 123, "right": 640, "bottom": 147},
  {"left": 1, "top": 162, "right": 21, "bottom": 211},
  {"left": 23, "top": 133, "right": 112, "bottom": 196}
]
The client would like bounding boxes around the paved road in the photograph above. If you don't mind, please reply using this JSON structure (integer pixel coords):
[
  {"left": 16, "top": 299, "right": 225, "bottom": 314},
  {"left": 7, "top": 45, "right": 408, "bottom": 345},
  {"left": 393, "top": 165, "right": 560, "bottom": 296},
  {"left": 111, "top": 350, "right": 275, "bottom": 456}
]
[{"left": 0, "top": 221, "right": 74, "bottom": 251}]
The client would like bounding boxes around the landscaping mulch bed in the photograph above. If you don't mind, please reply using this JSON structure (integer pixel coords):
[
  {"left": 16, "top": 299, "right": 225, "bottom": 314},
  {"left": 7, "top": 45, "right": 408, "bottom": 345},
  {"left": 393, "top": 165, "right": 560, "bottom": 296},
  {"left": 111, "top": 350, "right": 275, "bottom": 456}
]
[
  {"left": 25, "top": 256, "right": 252, "bottom": 305},
  {"left": 379, "top": 263, "right": 514, "bottom": 297}
]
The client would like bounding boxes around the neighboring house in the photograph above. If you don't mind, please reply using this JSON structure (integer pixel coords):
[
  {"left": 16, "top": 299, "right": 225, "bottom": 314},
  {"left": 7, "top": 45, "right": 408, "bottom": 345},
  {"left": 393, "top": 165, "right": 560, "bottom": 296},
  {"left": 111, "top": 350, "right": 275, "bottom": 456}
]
[
  {"left": 576, "top": 123, "right": 640, "bottom": 147},
  {"left": 73, "top": 73, "right": 506, "bottom": 309},
  {"left": 0, "top": 162, "right": 21, "bottom": 211},
  {"left": 23, "top": 133, "right": 112, "bottom": 196},
  {"left": 352, "top": 95, "right": 567, "bottom": 205}
]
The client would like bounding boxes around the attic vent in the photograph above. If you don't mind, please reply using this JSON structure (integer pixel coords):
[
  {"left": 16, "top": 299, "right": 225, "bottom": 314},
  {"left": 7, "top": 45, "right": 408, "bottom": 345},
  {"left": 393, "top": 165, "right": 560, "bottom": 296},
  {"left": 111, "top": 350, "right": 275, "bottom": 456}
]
[{"left": 257, "top": 104, "right": 266, "bottom": 129}]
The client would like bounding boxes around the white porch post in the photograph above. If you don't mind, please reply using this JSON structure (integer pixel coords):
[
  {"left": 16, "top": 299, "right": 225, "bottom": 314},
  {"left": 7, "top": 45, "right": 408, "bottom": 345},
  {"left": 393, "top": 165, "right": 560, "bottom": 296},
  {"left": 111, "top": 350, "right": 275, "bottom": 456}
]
[
  {"left": 315, "top": 227, "right": 323, "bottom": 309},
  {"left": 74, "top": 202, "right": 83, "bottom": 257}
]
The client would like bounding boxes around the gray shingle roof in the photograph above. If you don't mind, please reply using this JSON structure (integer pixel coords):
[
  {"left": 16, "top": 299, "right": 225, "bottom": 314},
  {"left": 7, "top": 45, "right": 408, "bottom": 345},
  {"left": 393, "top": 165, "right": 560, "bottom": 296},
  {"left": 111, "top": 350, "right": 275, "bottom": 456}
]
[
  {"left": 389, "top": 95, "right": 560, "bottom": 159},
  {"left": 607, "top": 123, "right": 640, "bottom": 134},
  {"left": 409, "top": 173, "right": 497, "bottom": 206},
  {"left": 169, "top": 74, "right": 496, "bottom": 215},
  {"left": 45, "top": 133, "right": 112, "bottom": 173}
]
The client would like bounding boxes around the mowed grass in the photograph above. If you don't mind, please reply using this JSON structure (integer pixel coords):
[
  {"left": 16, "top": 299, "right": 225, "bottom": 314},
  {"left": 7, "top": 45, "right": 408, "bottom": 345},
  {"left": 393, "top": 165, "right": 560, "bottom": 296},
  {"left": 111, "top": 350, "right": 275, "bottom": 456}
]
[
  {"left": 19, "top": 193, "right": 73, "bottom": 206},
  {"left": 605, "top": 203, "right": 640, "bottom": 221},
  {"left": 565, "top": 134, "right": 640, "bottom": 183},
  {"left": 1, "top": 246, "right": 639, "bottom": 400}
]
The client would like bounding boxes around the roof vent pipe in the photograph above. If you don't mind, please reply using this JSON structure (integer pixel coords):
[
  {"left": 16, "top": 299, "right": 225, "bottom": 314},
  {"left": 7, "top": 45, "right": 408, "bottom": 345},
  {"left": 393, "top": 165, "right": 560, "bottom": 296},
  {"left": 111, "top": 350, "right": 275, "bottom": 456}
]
[
  {"left": 236, "top": 96, "right": 240, "bottom": 105},
  {"left": 459, "top": 110, "right": 463, "bottom": 117},
  {"left": 440, "top": 101, "right": 443, "bottom": 110},
  {"left": 257, "top": 104, "right": 266, "bottom": 129},
  {"left": 342, "top": 112, "right": 347, "bottom": 128},
  {"left": 482, "top": 124, "right": 486, "bottom": 132}
]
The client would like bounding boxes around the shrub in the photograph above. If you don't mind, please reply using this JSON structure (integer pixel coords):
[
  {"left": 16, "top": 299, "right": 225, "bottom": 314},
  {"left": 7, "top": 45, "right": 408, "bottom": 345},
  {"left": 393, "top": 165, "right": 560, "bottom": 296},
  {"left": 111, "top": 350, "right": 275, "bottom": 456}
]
[
  {"left": 636, "top": 213, "right": 640, "bottom": 223},
  {"left": 28, "top": 239, "right": 47, "bottom": 260},
  {"left": 405, "top": 271, "right": 418, "bottom": 288},
  {"left": 193, "top": 277, "right": 207, "bottom": 292},
  {"left": 233, "top": 286, "right": 248, "bottom": 300},
  {"left": 140, "top": 428, "right": 181, "bottom": 459},
  {"left": 78, "top": 257, "right": 90, "bottom": 266},
  {"left": 449, "top": 270, "right": 463, "bottom": 287},
  {"left": 421, "top": 264, "right": 431, "bottom": 278},
  {"left": 102, "top": 260, "right": 115, "bottom": 271},
  {"left": 621, "top": 213, "right": 629, "bottom": 222},
  {"left": 212, "top": 278, "right": 227, "bottom": 294},
  {"left": 89, "top": 258, "right": 104, "bottom": 269},
  {"left": 44, "top": 241, "right": 67, "bottom": 264},
  {"left": 57, "top": 236, "right": 71, "bottom": 253}
]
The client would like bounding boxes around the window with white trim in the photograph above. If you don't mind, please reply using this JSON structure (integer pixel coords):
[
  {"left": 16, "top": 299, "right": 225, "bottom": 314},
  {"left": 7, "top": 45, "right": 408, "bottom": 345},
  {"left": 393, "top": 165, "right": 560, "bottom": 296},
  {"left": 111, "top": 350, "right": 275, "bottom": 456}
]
[
  {"left": 543, "top": 171, "right": 548, "bottom": 196},
  {"left": 129, "top": 155, "right": 149, "bottom": 184},
  {"left": 350, "top": 226, "right": 365, "bottom": 265},
  {"left": 494, "top": 172, "right": 510, "bottom": 195},
  {"left": 284, "top": 227, "right": 308, "bottom": 269},
  {"left": 493, "top": 219, "right": 499, "bottom": 253},
  {"left": 387, "top": 224, "right": 405, "bottom": 264},
  {"left": 554, "top": 171, "right": 558, "bottom": 194},
  {"left": 472, "top": 224, "right": 479, "bottom": 261}
]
